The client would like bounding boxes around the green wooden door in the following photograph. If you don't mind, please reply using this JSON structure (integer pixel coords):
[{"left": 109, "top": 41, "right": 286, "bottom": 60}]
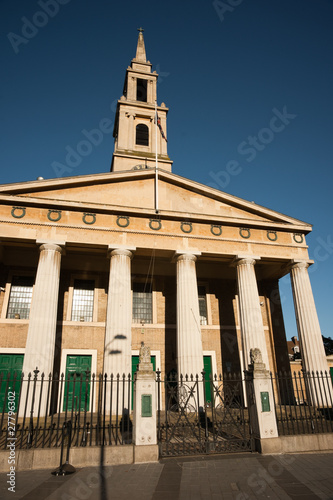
[
  {"left": 330, "top": 367, "right": 333, "bottom": 385},
  {"left": 203, "top": 355, "right": 212, "bottom": 405},
  {"left": 63, "top": 355, "right": 91, "bottom": 412},
  {"left": 131, "top": 355, "right": 156, "bottom": 409},
  {"left": 0, "top": 354, "right": 24, "bottom": 413}
]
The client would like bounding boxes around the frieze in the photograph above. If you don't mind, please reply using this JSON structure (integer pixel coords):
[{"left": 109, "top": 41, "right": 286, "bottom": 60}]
[{"left": 4, "top": 206, "right": 307, "bottom": 247}]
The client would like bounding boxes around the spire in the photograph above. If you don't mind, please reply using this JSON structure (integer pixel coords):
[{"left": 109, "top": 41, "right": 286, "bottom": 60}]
[
  {"left": 135, "top": 27, "right": 147, "bottom": 62},
  {"left": 110, "top": 28, "right": 173, "bottom": 173}
]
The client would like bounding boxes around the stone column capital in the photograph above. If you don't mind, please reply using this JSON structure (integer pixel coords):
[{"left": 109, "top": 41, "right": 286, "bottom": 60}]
[
  {"left": 174, "top": 250, "right": 201, "bottom": 263},
  {"left": 108, "top": 246, "right": 136, "bottom": 259},
  {"left": 38, "top": 243, "right": 64, "bottom": 255},
  {"left": 176, "top": 253, "right": 197, "bottom": 264},
  {"left": 232, "top": 255, "right": 261, "bottom": 267},
  {"left": 289, "top": 260, "right": 310, "bottom": 271},
  {"left": 37, "top": 240, "right": 65, "bottom": 255}
]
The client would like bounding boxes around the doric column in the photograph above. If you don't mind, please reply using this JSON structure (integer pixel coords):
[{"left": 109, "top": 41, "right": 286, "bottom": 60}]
[
  {"left": 22, "top": 242, "right": 63, "bottom": 377},
  {"left": 104, "top": 247, "right": 135, "bottom": 378},
  {"left": 290, "top": 260, "right": 332, "bottom": 405},
  {"left": 176, "top": 253, "right": 203, "bottom": 377},
  {"left": 20, "top": 242, "right": 63, "bottom": 418},
  {"left": 290, "top": 261, "right": 326, "bottom": 371},
  {"left": 234, "top": 256, "right": 270, "bottom": 371}
]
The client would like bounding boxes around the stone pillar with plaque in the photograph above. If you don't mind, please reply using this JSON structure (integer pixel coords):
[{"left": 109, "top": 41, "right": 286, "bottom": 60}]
[
  {"left": 133, "top": 343, "right": 158, "bottom": 463},
  {"left": 245, "top": 348, "right": 278, "bottom": 452}
]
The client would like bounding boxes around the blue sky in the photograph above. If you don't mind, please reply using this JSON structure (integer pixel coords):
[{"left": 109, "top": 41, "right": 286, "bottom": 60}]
[{"left": 1, "top": 0, "right": 333, "bottom": 340}]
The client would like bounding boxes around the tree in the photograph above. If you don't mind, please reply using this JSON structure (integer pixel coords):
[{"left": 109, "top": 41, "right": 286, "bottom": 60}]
[{"left": 322, "top": 336, "right": 333, "bottom": 356}]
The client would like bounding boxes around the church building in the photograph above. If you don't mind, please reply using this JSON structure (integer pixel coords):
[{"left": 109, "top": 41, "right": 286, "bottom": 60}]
[{"left": 0, "top": 31, "right": 330, "bottom": 406}]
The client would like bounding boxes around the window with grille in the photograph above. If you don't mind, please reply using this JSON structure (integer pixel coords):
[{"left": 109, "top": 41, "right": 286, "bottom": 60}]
[
  {"left": 7, "top": 276, "right": 34, "bottom": 319},
  {"left": 198, "top": 286, "right": 208, "bottom": 326},
  {"left": 71, "top": 279, "right": 94, "bottom": 322},
  {"left": 132, "top": 282, "right": 152, "bottom": 324}
]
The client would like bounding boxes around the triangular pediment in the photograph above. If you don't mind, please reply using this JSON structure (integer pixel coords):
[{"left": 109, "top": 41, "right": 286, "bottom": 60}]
[{"left": 0, "top": 169, "right": 311, "bottom": 231}]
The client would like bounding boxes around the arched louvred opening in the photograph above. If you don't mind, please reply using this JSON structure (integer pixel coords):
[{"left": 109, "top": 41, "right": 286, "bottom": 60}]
[{"left": 136, "top": 124, "right": 149, "bottom": 146}]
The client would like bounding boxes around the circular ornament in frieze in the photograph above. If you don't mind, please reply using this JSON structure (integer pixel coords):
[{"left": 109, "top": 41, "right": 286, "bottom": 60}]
[
  {"left": 293, "top": 233, "right": 304, "bottom": 244},
  {"left": 149, "top": 219, "right": 162, "bottom": 231},
  {"left": 116, "top": 216, "right": 130, "bottom": 228},
  {"left": 267, "top": 231, "right": 277, "bottom": 241},
  {"left": 211, "top": 225, "right": 222, "bottom": 236},
  {"left": 47, "top": 210, "right": 62, "bottom": 222},
  {"left": 11, "top": 206, "right": 26, "bottom": 219},
  {"left": 180, "top": 221, "right": 192, "bottom": 233},
  {"left": 239, "top": 227, "right": 251, "bottom": 239},
  {"left": 83, "top": 213, "right": 96, "bottom": 225}
]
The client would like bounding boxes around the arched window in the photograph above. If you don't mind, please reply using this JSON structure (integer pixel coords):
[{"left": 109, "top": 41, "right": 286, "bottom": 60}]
[{"left": 136, "top": 124, "right": 149, "bottom": 146}]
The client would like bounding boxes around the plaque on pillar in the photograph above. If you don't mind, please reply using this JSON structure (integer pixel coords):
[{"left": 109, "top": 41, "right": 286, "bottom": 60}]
[
  {"left": 260, "top": 392, "right": 270, "bottom": 412},
  {"left": 141, "top": 394, "right": 152, "bottom": 417}
]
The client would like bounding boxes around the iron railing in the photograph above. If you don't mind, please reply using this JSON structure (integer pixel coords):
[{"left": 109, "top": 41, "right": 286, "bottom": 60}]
[
  {"left": 0, "top": 371, "right": 133, "bottom": 449},
  {"left": 156, "top": 371, "right": 254, "bottom": 457},
  {"left": 271, "top": 370, "right": 333, "bottom": 435}
]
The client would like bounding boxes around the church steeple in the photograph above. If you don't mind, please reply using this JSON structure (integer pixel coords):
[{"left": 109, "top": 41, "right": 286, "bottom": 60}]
[
  {"left": 111, "top": 30, "right": 172, "bottom": 173},
  {"left": 135, "top": 28, "right": 147, "bottom": 62}
]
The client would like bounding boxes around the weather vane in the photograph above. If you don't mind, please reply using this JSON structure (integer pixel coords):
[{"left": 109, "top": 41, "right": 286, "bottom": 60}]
[{"left": 137, "top": 27, "right": 144, "bottom": 34}]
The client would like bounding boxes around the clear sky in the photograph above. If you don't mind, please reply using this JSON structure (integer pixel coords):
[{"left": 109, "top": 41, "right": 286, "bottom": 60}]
[{"left": 1, "top": 0, "right": 333, "bottom": 340}]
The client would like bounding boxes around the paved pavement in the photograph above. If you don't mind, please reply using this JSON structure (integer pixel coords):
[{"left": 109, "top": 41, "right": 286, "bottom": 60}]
[{"left": 1, "top": 452, "right": 333, "bottom": 500}]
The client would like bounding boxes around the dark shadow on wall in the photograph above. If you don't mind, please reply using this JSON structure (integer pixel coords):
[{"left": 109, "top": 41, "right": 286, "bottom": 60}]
[
  {"left": 217, "top": 280, "right": 242, "bottom": 376},
  {"left": 164, "top": 275, "right": 177, "bottom": 377},
  {"left": 50, "top": 271, "right": 67, "bottom": 415}
]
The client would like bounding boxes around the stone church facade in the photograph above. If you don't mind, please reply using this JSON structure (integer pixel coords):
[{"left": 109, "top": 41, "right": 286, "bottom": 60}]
[{"left": 0, "top": 32, "right": 330, "bottom": 404}]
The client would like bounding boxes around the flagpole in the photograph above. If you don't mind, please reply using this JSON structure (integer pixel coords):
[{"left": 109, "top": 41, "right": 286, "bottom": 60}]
[{"left": 155, "top": 100, "right": 159, "bottom": 214}]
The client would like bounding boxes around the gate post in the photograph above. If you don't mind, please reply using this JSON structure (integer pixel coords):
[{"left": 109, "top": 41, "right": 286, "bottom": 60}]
[
  {"left": 245, "top": 348, "right": 278, "bottom": 453},
  {"left": 133, "top": 343, "right": 158, "bottom": 463}
]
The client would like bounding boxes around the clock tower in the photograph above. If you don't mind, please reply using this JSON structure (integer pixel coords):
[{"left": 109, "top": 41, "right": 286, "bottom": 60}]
[{"left": 111, "top": 29, "right": 173, "bottom": 173}]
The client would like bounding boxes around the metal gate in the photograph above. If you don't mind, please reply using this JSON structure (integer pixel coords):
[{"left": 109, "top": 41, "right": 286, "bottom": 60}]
[{"left": 157, "top": 372, "right": 254, "bottom": 457}]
